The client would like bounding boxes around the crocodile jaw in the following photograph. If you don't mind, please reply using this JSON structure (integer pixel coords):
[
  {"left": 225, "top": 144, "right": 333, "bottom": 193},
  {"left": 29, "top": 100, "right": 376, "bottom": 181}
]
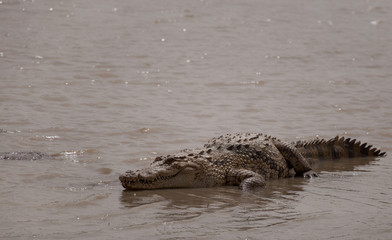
[{"left": 119, "top": 164, "right": 200, "bottom": 190}]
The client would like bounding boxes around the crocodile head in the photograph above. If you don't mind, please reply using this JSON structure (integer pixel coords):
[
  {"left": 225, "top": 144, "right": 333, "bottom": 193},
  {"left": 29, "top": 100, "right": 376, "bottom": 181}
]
[{"left": 119, "top": 153, "right": 223, "bottom": 190}]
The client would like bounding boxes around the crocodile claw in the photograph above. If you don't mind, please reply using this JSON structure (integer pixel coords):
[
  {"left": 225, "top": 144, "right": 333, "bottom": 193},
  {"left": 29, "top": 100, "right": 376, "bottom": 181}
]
[{"left": 303, "top": 170, "right": 319, "bottom": 178}]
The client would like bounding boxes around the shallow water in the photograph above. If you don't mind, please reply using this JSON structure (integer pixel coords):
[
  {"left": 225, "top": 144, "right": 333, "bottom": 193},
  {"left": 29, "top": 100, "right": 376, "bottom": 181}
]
[{"left": 1, "top": 0, "right": 392, "bottom": 239}]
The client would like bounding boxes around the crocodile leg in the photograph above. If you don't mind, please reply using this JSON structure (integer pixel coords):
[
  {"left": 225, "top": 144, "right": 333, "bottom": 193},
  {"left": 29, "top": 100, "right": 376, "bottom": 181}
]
[
  {"left": 226, "top": 169, "right": 266, "bottom": 190},
  {"left": 273, "top": 140, "right": 317, "bottom": 177}
]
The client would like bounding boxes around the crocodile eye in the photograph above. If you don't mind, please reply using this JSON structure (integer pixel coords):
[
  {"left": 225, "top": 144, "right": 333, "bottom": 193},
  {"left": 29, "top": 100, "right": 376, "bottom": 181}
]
[
  {"left": 153, "top": 156, "right": 163, "bottom": 162},
  {"left": 163, "top": 157, "right": 177, "bottom": 165}
]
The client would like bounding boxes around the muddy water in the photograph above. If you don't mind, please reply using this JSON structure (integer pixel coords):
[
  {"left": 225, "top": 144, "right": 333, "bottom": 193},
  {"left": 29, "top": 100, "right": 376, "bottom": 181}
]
[{"left": 1, "top": 0, "right": 392, "bottom": 239}]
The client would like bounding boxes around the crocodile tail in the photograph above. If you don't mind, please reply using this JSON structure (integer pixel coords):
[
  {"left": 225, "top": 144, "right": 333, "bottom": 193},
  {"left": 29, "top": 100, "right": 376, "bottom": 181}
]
[{"left": 294, "top": 136, "right": 386, "bottom": 160}]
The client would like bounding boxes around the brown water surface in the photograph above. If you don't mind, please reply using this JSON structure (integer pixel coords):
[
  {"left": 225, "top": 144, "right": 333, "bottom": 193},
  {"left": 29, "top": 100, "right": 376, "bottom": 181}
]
[{"left": 1, "top": 0, "right": 392, "bottom": 239}]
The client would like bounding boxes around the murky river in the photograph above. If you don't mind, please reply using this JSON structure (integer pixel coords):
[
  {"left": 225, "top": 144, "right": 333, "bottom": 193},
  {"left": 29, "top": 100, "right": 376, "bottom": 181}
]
[{"left": 1, "top": 0, "right": 392, "bottom": 239}]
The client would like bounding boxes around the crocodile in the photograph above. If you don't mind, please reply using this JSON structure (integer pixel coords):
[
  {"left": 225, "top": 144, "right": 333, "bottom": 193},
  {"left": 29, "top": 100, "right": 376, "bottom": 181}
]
[
  {"left": 119, "top": 133, "right": 386, "bottom": 191},
  {"left": 0, "top": 151, "right": 51, "bottom": 160}
]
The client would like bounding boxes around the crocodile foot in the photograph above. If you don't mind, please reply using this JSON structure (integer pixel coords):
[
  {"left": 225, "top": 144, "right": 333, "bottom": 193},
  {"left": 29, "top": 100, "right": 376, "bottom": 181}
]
[{"left": 303, "top": 170, "right": 319, "bottom": 178}]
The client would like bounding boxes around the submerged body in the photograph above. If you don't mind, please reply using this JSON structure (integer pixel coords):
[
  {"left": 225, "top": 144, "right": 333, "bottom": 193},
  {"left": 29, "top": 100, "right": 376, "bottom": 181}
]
[
  {"left": 0, "top": 151, "right": 50, "bottom": 161},
  {"left": 119, "top": 133, "right": 386, "bottom": 190}
]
